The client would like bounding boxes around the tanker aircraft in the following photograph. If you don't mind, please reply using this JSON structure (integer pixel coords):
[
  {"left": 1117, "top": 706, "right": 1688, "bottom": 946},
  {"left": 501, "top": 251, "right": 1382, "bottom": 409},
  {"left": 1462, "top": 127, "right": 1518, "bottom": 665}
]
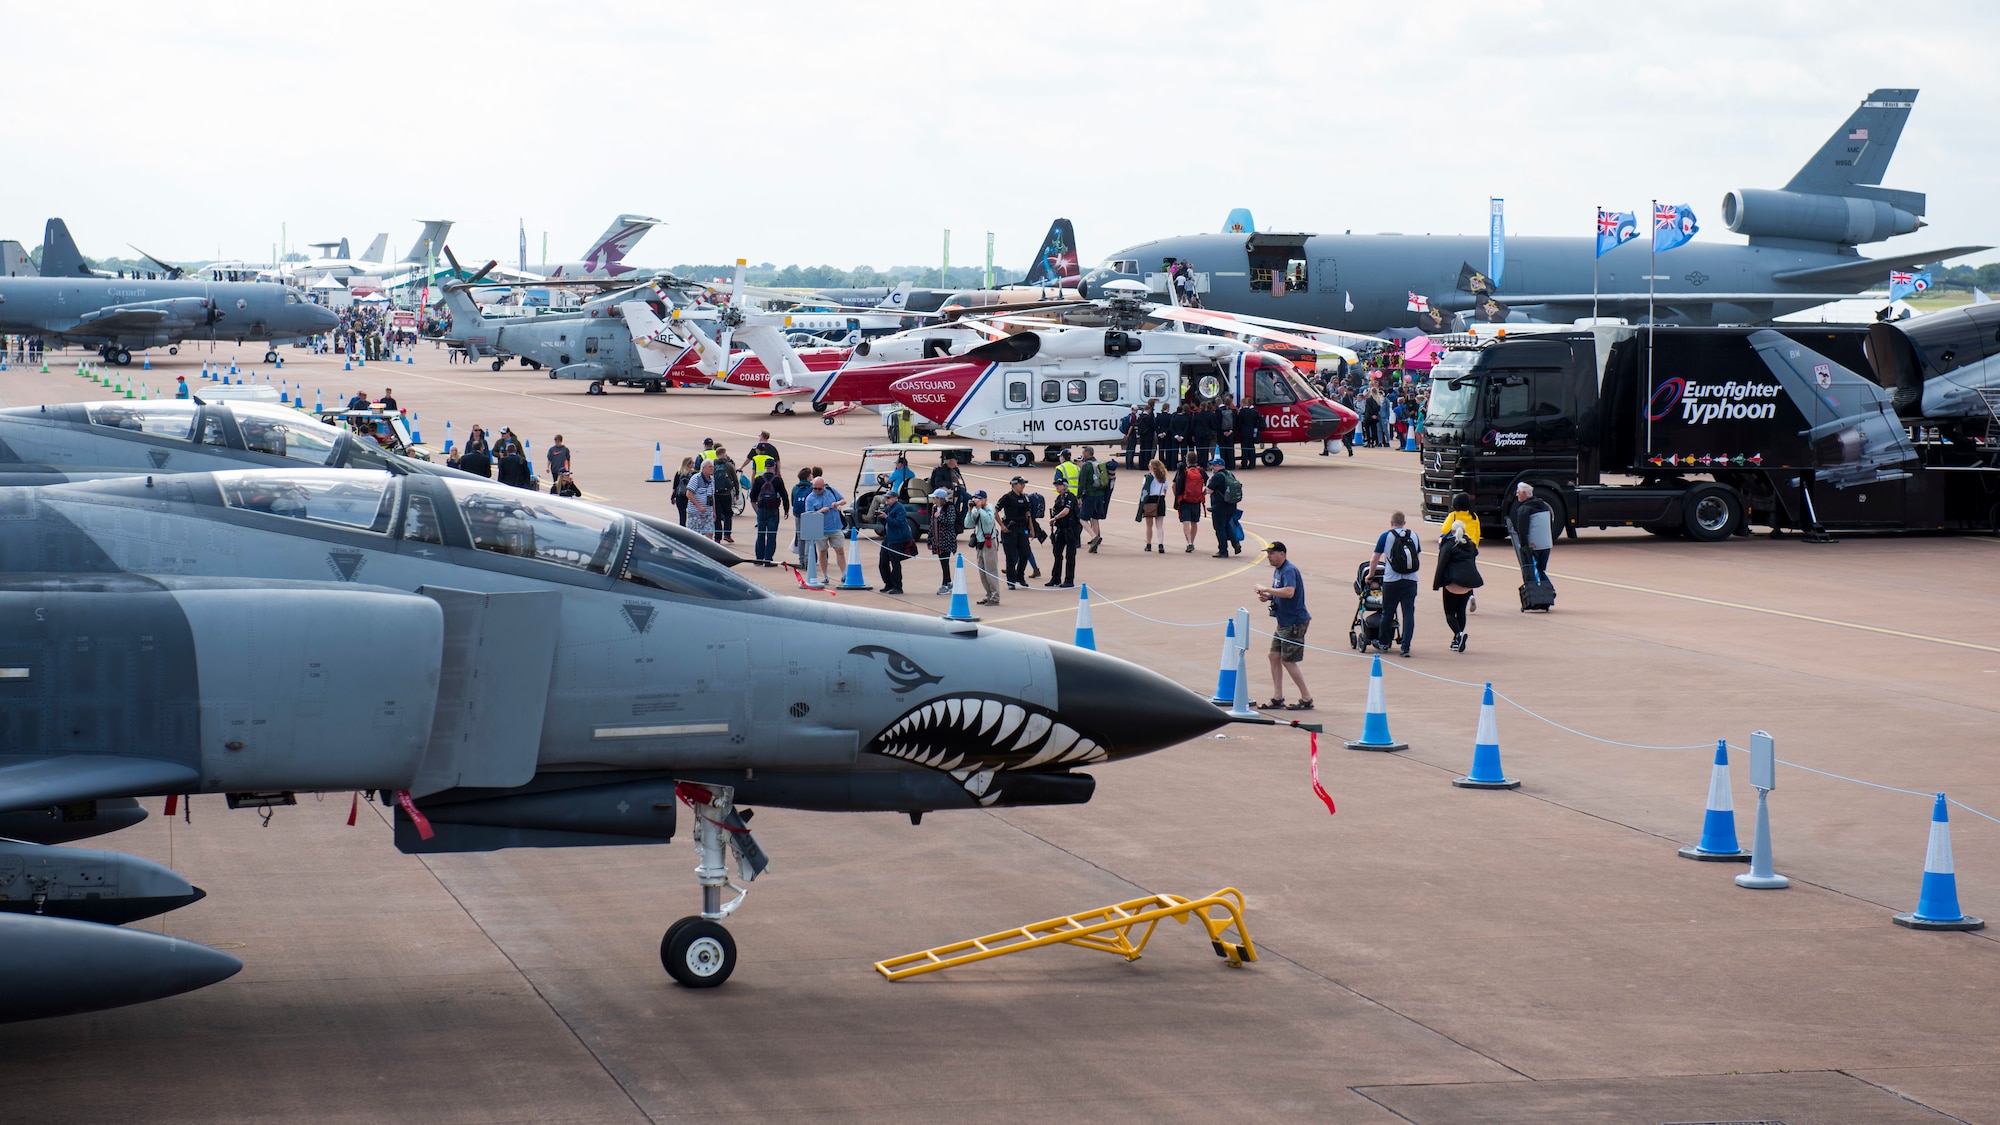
[
  {"left": 0, "top": 219, "right": 338, "bottom": 365},
  {"left": 0, "top": 466, "right": 1229, "bottom": 1021},
  {"left": 1090, "top": 89, "right": 1988, "bottom": 332}
]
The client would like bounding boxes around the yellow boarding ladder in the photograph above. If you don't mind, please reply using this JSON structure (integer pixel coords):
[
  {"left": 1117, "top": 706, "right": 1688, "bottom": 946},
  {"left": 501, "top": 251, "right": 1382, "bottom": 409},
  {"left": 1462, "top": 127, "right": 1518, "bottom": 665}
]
[{"left": 875, "top": 888, "right": 1256, "bottom": 980}]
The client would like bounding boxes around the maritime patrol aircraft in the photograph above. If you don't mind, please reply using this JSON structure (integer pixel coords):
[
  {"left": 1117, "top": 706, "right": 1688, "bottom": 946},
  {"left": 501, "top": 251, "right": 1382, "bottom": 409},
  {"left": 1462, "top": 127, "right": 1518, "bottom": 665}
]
[
  {"left": 1089, "top": 89, "right": 1990, "bottom": 332},
  {"left": 0, "top": 220, "right": 338, "bottom": 365},
  {"left": 0, "top": 466, "right": 1229, "bottom": 1020}
]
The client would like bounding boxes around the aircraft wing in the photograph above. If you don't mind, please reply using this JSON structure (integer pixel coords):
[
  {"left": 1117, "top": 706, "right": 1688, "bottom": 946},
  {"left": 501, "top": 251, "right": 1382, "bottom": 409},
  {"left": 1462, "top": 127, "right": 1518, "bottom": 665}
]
[
  {"left": 66, "top": 307, "right": 172, "bottom": 331},
  {"left": 0, "top": 756, "right": 200, "bottom": 814},
  {"left": 1770, "top": 247, "right": 1992, "bottom": 287}
]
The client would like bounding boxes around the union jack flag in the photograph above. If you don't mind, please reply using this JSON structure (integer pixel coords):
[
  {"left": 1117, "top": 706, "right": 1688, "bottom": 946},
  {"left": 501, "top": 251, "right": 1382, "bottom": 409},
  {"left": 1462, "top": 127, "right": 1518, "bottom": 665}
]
[
  {"left": 1598, "top": 212, "right": 1623, "bottom": 236},
  {"left": 1406, "top": 292, "right": 1429, "bottom": 313},
  {"left": 1890, "top": 270, "right": 1914, "bottom": 287},
  {"left": 1655, "top": 203, "right": 1679, "bottom": 230}
]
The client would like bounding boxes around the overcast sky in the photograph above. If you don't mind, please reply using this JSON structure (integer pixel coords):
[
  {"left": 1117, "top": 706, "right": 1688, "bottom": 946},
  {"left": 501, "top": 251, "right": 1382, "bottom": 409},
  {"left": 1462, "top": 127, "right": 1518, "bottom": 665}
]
[{"left": 8, "top": 1, "right": 1994, "bottom": 274}]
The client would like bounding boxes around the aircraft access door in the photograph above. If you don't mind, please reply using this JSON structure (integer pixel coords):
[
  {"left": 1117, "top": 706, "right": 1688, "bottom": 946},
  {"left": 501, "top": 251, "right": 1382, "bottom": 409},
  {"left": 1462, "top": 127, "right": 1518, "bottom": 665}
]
[
  {"left": 1004, "top": 369, "right": 1032, "bottom": 411},
  {"left": 1246, "top": 233, "right": 1310, "bottom": 298},
  {"left": 408, "top": 587, "right": 563, "bottom": 797}
]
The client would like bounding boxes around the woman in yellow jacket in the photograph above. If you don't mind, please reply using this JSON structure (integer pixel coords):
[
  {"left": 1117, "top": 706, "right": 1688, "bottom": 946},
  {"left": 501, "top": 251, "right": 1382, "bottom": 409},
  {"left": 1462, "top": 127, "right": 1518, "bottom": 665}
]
[{"left": 1437, "top": 492, "right": 1481, "bottom": 628}]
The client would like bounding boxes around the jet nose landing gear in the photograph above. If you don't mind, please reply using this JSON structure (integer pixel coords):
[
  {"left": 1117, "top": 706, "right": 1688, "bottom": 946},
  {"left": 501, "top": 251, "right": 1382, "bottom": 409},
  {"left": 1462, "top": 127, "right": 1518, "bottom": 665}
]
[{"left": 663, "top": 781, "right": 768, "bottom": 988}]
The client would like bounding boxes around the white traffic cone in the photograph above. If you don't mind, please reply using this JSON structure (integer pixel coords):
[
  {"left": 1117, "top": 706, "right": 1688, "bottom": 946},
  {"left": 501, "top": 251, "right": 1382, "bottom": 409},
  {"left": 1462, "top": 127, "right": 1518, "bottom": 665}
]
[
  {"left": 942, "top": 554, "right": 979, "bottom": 622},
  {"left": 1452, "top": 682, "right": 1518, "bottom": 788},
  {"left": 1208, "top": 618, "right": 1237, "bottom": 704},
  {"left": 1344, "top": 655, "right": 1407, "bottom": 752},
  {"left": 1072, "top": 584, "right": 1096, "bottom": 650}
]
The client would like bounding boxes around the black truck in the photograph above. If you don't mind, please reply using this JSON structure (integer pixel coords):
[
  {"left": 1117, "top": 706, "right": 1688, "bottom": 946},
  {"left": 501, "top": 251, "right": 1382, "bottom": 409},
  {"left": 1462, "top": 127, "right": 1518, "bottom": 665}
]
[{"left": 1418, "top": 303, "right": 2000, "bottom": 541}]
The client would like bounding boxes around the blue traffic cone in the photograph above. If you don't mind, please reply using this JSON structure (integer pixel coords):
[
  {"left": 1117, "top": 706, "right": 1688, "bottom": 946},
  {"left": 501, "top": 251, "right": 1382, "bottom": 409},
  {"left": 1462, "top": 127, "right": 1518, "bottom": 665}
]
[
  {"left": 276, "top": 356, "right": 283, "bottom": 369},
  {"left": 1073, "top": 583, "right": 1096, "bottom": 650},
  {"left": 143, "top": 355, "right": 151, "bottom": 370},
  {"left": 1403, "top": 432, "right": 1417, "bottom": 452},
  {"left": 279, "top": 381, "right": 290, "bottom": 403},
  {"left": 835, "top": 526, "right": 871, "bottom": 590},
  {"left": 443, "top": 421, "right": 454, "bottom": 452},
  {"left": 229, "top": 361, "right": 238, "bottom": 375},
  {"left": 406, "top": 353, "right": 413, "bottom": 364},
  {"left": 314, "top": 389, "right": 323, "bottom": 412},
  {"left": 1208, "top": 618, "right": 1237, "bottom": 704},
  {"left": 1345, "top": 655, "right": 1408, "bottom": 752},
  {"left": 409, "top": 413, "right": 422, "bottom": 443},
  {"left": 1453, "top": 683, "right": 1519, "bottom": 788},
  {"left": 1894, "top": 794, "right": 1985, "bottom": 931},
  {"left": 942, "top": 554, "right": 980, "bottom": 622},
  {"left": 647, "top": 442, "right": 666, "bottom": 482},
  {"left": 344, "top": 358, "right": 352, "bottom": 371},
  {"left": 1680, "top": 740, "right": 1751, "bottom": 861}
]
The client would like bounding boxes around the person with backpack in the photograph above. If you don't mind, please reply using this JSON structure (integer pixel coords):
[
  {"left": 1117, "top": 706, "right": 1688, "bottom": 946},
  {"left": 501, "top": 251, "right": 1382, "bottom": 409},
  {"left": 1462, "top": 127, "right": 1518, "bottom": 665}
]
[
  {"left": 1077, "top": 445, "right": 1113, "bottom": 553},
  {"left": 1205, "top": 456, "right": 1243, "bottom": 558},
  {"left": 1173, "top": 458, "right": 1207, "bottom": 553},
  {"left": 878, "top": 490, "right": 914, "bottom": 594},
  {"left": 1369, "top": 511, "right": 1422, "bottom": 657},
  {"left": 748, "top": 460, "right": 792, "bottom": 567}
]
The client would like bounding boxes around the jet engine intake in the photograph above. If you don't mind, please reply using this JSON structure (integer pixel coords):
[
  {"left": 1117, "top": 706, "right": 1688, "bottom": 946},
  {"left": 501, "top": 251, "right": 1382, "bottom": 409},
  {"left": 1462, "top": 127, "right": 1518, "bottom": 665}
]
[{"left": 1721, "top": 188, "right": 1921, "bottom": 246}]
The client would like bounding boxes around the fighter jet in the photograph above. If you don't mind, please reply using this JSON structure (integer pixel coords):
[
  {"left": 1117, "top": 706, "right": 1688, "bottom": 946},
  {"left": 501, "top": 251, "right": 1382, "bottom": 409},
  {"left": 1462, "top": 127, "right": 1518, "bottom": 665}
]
[
  {"left": 0, "top": 219, "right": 338, "bottom": 365},
  {"left": 0, "top": 398, "right": 447, "bottom": 486},
  {"left": 1089, "top": 90, "right": 1990, "bottom": 332},
  {"left": 0, "top": 466, "right": 1230, "bottom": 1019}
]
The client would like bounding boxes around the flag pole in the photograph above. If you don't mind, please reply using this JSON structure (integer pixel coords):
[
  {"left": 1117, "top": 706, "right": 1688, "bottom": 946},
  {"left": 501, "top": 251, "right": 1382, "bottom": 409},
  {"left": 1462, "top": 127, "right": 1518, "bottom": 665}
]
[
  {"left": 1592, "top": 205, "right": 1600, "bottom": 323},
  {"left": 1647, "top": 199, "right": 1657, "bottom": 455}
]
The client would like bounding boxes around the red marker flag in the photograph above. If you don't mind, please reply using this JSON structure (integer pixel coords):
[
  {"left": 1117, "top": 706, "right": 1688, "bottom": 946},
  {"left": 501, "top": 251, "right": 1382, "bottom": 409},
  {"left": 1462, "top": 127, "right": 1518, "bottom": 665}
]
[
  {"left": 1309, "top": 732, "right": 1337, "bottom": 815},
  {"left": 347, "top": 791, "right": 360, "bottom": 827},
  {"left": 394, "top": 790, "right": 435, "bottom": 840}
]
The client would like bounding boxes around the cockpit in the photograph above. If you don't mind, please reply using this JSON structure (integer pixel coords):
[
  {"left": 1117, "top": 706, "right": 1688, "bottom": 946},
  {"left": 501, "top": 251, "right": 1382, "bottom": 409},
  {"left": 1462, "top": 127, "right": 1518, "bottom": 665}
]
[
  {"left": 77, "top": 400, "right": 395, "bottom": 470},
  {"left": 1083, "top": 259, "right": 1141, "bottom": 286},
  {"left": 206, "top": 469, "right": 765, "bottom": 600}
]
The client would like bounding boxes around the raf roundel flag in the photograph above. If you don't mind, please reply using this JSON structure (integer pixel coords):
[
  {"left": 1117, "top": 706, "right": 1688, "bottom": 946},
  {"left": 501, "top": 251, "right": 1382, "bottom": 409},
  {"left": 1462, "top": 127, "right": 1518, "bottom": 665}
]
[
  {"left": 1596, "top": 209, "right": 1639, "bottom": 258},
  {"left": 1888, "top": 270, "right": 1932, "bottom": 302},
  {"left": 1653, "top": 203, "right": 1698, "bottom": 254}
]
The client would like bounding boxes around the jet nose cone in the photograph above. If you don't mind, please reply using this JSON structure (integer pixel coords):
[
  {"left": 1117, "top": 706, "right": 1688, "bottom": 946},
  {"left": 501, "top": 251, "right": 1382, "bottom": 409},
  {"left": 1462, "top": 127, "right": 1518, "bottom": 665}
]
[
  {"left": 313, "top": 305, "right": 340, "bottom": 329},
  {"left": 1049, "top": 644, "right": 1227, "bottom": 760}
]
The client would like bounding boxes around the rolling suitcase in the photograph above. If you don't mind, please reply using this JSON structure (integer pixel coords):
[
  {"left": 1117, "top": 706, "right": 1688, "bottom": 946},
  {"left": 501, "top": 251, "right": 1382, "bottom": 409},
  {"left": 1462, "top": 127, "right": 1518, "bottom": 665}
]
[{"left": 1518, "top": 556, "right": 1556, "bottom": 612}]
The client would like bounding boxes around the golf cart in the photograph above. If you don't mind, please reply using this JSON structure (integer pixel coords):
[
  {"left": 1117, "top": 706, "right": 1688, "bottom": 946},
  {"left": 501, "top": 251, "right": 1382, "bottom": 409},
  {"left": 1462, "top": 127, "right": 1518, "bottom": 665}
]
[
  {"left": 850, "top": 443, "right": 975, "bottom": 541},
  {"left": 313, "top": 405, "right": 437, "bottom": 463}
]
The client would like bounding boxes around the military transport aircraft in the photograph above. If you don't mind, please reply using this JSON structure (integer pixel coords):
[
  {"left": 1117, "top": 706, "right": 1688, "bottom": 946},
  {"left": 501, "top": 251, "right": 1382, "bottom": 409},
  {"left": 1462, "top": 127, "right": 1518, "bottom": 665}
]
[
  {"left": 0, "top": 220, "right": 338, "bottom": 365},
  {"left": 1089, "top": 89, "right": 1990, "bottom": 331},
  {"left": 0, "top": 466, "right": 1231, "bottom": 1021}
]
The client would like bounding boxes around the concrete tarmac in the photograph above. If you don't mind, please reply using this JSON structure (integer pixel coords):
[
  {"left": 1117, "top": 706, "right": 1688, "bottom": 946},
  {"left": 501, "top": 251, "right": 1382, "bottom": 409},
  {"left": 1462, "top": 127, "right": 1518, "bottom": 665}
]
[{"left": 2, "top": 343, "right": 1997, "bottom": 1123}]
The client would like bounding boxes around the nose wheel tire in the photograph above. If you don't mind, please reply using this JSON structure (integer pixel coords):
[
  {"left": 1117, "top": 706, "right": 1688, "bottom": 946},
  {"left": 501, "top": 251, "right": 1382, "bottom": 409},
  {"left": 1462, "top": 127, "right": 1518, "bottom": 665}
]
[
  {"left": 662, "top": 917, "right": 736, "bottom": 987},
  {"left": 1260, "top": 447, "right": 1284, "bottom": 467},
  {"left": 264, "top": 350, "right": 279, "bottom": 363},
  {"left": 587, "top": 381, "right": 606, "bottom": 395}
]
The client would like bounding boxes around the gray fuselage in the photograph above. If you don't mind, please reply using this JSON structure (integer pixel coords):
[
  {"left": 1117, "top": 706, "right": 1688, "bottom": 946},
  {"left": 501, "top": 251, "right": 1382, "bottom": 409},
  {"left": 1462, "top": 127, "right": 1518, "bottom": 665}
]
[{"left": 0, "top": 276, "right": 337, "bottom": 350}]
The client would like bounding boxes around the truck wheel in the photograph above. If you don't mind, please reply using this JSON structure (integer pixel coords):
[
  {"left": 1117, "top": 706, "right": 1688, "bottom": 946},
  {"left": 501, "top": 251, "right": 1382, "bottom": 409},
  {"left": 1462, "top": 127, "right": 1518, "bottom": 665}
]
[{"left": 1682, "top": 484, "right": 1741, "bottom": 542}]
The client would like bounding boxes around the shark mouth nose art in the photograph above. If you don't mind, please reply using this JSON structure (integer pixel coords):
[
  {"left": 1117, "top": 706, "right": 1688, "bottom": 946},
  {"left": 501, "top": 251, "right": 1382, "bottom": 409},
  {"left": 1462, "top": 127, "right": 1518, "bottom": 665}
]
[{"left": 869, "top": 695, "right": 1107, "bottom": 806}]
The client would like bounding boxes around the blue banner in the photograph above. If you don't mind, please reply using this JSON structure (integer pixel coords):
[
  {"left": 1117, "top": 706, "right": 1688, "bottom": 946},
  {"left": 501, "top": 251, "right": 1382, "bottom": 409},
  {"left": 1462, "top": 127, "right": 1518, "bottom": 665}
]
[
  {"left": 1488, "top": 198, "right": 1505, "bottom": 288},
  {"left": 1888, "top": 270, "right": 1932, "bottom": 302}
]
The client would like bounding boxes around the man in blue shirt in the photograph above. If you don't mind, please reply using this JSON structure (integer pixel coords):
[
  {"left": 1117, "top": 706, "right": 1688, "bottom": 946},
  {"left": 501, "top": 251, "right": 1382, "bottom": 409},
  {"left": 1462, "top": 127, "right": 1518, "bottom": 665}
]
[
  {"left": 1254, "top": 542, "right": 1313, "bottom": 710},
  {"left": 1370, "top": 511, "right": 1421, "bottom": 657},
  {"left": 802, "top": 476, "right": 846, "bottom": 577}
]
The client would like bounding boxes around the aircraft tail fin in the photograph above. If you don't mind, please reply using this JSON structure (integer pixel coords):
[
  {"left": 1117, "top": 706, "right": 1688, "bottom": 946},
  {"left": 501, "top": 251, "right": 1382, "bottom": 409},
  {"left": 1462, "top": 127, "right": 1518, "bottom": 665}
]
[
  {"left": 582, "top": 214, "right": 660, "bottom": 273},
  {"left": 402, "top": 220, "right": 454, "bottom": 265},
  {"left": 877, "top": 281, "right": 913, "bottom": 310},
  {"left": 1784, "top": 88, "right": 1916, "bottom": 194},
  {"left": 360, "top": 233, "right": 389, "bottom": 264},
  {"left": 1019, "top": 218, "right": 1079, "bottom": 286},
  {"left": 0, "top": 240, "right": 37, "bottom": 277},
  {"left": 39, "top": 218, "right": 91, "bottom": 277},
  {"left": 1222, "top": 207, "right": 1255, "bottom": 234}
]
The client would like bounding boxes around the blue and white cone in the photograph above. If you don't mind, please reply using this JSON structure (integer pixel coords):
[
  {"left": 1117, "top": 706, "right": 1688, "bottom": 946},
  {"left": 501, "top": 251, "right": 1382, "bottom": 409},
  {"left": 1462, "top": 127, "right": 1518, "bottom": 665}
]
[
  {"left": 279, "top": 381, "right": 290, "bottom": 404},
  {"left": 276, "top": 356, "right": 283, "bottom": 369},
  {"left": 1894, "top": 794, "right": 1985, "bottom": 931},
  {"left": 409, "top": 414, "right": 422, "bottom": 443},
  {"left": 836, "top": 526, "right": 872, "bottom": 590},
  {"left": 1073, "top": 584, "right": 1096, "bottom": 650},
  {"left": 647, "top": 442, "right": 666, "bottom": 482},
  {"left": 406, "top": 353, "right": 414, "bottom": 364},
  {"left": 1208, "top": 618, "right": 1238, "bottom": 705},
  {"left": 143, "top": 355, "right": 151, "bottom": 370},
  {"left": 1345, "top": 655, "right": 1408, "bottom": 752},
  {"left": 344, "top": 358, "right": 352, "bottom": 371},
  {"left": 314, "top": 389, "right": 323, "bottom": 412},
  {"left": 1453, "top": 683, "right": 1519, "bottom": 788},
  {"left": 229, "top": 361, "right": 238, "bottom": 375},
  {"left": 1680, "top": 739, "right": 1751, "bottom": 861},
  {"left": 942, "top": 554, "right": 980, "bottom": 622},
  {"left": 443, "top": 421, "right": 454, "bottom": 452}
]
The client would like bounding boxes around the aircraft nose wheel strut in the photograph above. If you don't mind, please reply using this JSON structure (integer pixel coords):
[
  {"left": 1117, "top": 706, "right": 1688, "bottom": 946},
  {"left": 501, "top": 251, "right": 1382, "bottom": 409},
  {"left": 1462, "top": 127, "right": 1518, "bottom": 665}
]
[{"left": 663, "top": 781, "right": 768, "bottom": 987}]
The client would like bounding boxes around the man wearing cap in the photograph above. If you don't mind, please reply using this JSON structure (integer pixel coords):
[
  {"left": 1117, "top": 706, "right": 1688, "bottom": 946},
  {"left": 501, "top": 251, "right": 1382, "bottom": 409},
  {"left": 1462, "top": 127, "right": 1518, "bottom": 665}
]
[
  {"left": 174, "top": 376, "right": 190, "bottom": 399},
  {"left": 1046, "top": 476, "right": 1081, "bottom": 588},
  {"left": 995, "top": 476, "right": 1035, "bottom": 591},
  {"left": 963, "top": 490, "right": 1001, "bottom": 605},
  {"left": 1254, "top": 543, "right": 1313, "bottom": 709},
  {"left": 928, "top": 486, "right": 961, "bottom": 594},
  {"left": 1204, "top": 455, "right": 1243, "bottom": 558}
]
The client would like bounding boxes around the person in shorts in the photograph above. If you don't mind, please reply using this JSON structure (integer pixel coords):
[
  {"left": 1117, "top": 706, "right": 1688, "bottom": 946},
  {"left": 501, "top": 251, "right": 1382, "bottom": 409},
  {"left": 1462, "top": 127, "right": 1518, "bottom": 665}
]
[{"left": 1254, "top": 541, "right": 1313, "bottom": 709}]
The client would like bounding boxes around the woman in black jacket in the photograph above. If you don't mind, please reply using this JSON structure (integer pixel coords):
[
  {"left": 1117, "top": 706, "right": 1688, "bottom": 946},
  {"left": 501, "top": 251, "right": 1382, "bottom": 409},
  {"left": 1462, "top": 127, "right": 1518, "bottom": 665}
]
[{"left": 1433, "top": 517, "right": 1484, "bottom": 652}]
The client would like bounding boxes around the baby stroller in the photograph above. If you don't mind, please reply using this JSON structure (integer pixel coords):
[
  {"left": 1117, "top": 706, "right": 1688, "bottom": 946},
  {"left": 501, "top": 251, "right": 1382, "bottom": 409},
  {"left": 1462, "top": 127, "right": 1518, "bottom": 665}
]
[{"left": 1347, "top": 561, "right": 1391, "bottom": 650}]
